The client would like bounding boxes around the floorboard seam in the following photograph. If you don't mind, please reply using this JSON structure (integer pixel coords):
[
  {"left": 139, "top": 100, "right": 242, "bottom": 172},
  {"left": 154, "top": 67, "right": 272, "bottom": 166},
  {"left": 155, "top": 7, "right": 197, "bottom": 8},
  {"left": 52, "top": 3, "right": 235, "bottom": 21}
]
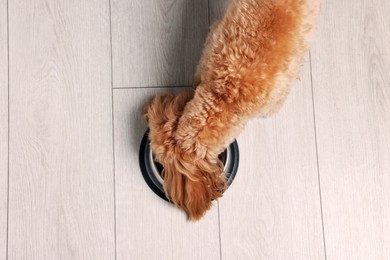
[
  {"left": 309, "top": 51, "right": 328, "bottom": 260},
  {"left": 109, "top": 0, "right": 117, "bottom": 259},
  {"left": 217, "top": 202, "right": 223, "bottom": 260},
  {"left": 6, "top": 0, "right": 10, "bottom": 258}
]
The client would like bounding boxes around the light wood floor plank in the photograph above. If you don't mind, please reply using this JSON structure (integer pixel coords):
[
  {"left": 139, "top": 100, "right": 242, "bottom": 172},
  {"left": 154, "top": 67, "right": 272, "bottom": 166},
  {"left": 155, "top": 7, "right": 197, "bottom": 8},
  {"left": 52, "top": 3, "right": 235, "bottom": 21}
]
[
  {"left": 111, "top": 0, "right": 209, "bottom": 88},
  {"left": 209, "top": 1, "right": 325, "bottom": 259},
  {"left": 0, "top": 0, "right": 8, "bottom": 258},
  {"left": 113, "top": 88, "right": 220, "bottom": 260},
  {"left": 8, "top": 0, "right": 115, "bottom": 259},
  {"left": 311, "top": 0, "right": 390, "bottom": 259}
]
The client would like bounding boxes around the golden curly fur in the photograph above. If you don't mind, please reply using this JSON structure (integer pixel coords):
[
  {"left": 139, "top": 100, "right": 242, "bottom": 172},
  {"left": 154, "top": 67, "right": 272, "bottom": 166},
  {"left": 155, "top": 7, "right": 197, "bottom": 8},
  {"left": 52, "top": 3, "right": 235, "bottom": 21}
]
[{"left": 143, "top": 0, "right": 319, "bottom": 220}]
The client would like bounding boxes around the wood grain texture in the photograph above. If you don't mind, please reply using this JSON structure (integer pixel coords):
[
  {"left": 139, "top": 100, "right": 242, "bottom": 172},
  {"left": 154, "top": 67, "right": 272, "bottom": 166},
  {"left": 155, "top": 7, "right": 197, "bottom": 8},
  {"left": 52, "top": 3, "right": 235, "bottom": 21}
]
[
  {"left": 8, "top": 0, "right": 115, "bottom": 259},
  {"left": 111, "top": 0, "right": 209, "bottom": 88},
  {"left": 209, "top": 1, "right": 325, "bottom": 259},
  {"left": 208, "top": 0, "right": 232, "bottom": 24},
  {"left": 0, "top": 0, "right": 8, "bottom": 258},
  {"left": 113, "top": 88, "right": 220, "bottom": 260},
  {"left": 311, "top": 0, "right": 390, "bottom": 259}
]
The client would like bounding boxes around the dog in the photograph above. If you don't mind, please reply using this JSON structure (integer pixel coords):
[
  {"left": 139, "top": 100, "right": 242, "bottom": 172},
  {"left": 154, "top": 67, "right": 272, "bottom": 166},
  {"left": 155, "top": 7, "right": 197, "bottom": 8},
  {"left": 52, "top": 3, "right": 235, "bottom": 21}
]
[{"left": 143, "top": 0, "right": 319, "bottom": 221}]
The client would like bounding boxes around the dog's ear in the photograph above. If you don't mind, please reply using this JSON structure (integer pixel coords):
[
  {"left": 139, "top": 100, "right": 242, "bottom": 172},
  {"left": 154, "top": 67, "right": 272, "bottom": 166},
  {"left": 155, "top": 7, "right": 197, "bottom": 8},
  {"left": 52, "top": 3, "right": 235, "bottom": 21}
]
[
  {"left": 183, "top": 178, "right": 214, "bottom": 220},
  {"left": 163, "top": 156, "right": 227, "bottom": 221}
]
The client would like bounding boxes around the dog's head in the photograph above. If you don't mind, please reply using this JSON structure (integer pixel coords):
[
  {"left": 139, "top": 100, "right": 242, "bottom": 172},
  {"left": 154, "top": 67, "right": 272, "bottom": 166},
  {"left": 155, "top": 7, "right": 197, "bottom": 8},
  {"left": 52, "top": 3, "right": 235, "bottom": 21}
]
[{"left": 143, "top": 91, "right": 226, "bottom": 220}]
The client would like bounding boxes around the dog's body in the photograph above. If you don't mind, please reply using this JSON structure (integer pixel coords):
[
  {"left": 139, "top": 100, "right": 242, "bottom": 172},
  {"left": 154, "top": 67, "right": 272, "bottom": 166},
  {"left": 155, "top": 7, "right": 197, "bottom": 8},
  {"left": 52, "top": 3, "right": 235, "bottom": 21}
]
[{"left": 144, "top": 0, "right": 319, "bottom": 220}]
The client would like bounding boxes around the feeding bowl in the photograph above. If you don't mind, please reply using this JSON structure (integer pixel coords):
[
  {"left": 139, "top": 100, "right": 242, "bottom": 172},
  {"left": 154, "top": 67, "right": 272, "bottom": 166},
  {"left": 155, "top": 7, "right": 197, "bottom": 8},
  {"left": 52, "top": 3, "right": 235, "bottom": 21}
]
[{"left": 139, "top": 130, "right": 239, "bottom": 201}]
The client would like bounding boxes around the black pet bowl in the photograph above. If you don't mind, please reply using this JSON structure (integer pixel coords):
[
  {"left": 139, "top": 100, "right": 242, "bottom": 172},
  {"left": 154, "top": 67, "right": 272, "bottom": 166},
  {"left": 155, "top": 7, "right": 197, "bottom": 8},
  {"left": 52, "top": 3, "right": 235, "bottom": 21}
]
[{"left": 139, "top": 130, "right": 239, "bottom": 202}]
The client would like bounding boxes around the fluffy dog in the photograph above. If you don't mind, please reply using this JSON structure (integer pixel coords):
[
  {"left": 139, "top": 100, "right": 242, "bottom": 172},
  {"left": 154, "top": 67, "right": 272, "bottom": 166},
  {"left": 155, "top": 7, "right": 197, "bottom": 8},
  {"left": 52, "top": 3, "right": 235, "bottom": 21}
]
[{"left": 143, "top": 0, "right": 319, "bottom": 220}]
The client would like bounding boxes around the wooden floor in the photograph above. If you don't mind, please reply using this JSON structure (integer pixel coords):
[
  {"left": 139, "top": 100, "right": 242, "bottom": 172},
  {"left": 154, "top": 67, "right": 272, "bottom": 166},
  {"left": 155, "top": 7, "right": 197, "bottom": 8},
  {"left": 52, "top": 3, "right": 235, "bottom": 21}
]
[{"left": 1, "top": 0, "right": 389, "bottom": 259}]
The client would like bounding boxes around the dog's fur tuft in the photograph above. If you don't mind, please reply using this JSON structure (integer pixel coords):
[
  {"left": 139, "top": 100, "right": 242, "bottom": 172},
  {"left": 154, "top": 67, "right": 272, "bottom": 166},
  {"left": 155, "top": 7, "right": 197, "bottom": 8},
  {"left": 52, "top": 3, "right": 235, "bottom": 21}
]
[{"left": 143, "top": 0, "right": 319, "bottom": 220}]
